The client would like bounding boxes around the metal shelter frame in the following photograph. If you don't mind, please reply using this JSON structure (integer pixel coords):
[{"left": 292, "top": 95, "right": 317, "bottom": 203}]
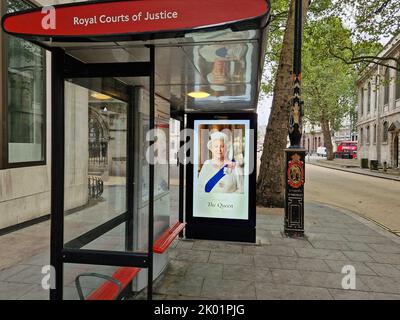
[
  {"left": 50, "top": 46, "right": 158, "bottom": 300},
  {"left": 2, "top": 0, "right": 271, "bottom": 301}
]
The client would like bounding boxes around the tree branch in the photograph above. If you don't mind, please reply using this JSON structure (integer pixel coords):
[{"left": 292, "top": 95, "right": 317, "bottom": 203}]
[{"left": 328, "top": 47, "right": 400, "bottom": 72}]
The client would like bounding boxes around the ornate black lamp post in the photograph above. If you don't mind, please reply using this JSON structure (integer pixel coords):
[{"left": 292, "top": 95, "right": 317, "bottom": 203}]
[{"left": 284, "top": 0, "right": 306, "bottom": 237}]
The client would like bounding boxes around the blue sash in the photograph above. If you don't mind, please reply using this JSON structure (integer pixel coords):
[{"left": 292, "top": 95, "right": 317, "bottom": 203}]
[{"left": 205, "top": 164, "right": 228, "bottom": 193}]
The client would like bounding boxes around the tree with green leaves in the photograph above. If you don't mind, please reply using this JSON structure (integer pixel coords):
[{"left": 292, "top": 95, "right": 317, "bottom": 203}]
[
  {"left": 330, "top": 0, "right": 400, "bottom": 71},
  {"left": 302, "top": 17, "right": 358, "bottom": 160}
]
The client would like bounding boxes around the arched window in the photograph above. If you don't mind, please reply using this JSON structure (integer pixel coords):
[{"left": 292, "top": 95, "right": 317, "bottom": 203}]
[
  {"left": 367, "top": 82, "right": 371, "bottom": 113},
  {"left": 383, "top": 121, "right": 389, "bottom": 142},
  {"left": 384, "top": 68, "right": 390, "bottom": 105}
]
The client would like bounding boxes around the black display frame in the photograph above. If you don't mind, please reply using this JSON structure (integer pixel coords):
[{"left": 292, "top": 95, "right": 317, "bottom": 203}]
[{"left": 185, "top": 112, "right": 257, "bottom": 243}]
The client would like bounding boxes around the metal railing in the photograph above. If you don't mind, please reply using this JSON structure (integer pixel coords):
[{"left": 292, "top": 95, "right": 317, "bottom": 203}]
[
  {"left": 89, "top": 142, "right": 108, "bottom": 167},
  {"left": 88, "top": 176, "right": 104, "bottom": 198}
]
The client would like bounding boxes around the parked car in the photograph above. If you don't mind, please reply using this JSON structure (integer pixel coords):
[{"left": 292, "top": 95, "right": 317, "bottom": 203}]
[
  {"left": 335, "top": 141, "right": 357, "bottom": 159},
  {"left": 316, "top": 146, "right": 327, "bottom": 157}
]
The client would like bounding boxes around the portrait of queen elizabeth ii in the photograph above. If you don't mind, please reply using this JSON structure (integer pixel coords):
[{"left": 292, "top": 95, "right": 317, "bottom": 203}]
[{"left": 197, "top": 131, "right": 244, "bottom": 194}]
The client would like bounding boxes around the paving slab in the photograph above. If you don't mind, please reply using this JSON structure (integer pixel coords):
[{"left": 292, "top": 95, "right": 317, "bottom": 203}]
[
  {"left": 222, "top": 265, "right": 273, "bottom": 283},
  {"left": 295, "top": 248, "right": 348, "bottom": 261},
  {"left": 154, "top": 275, "right": 204, "bottom": 297},
  {"left": 165, "top": 259, "right": 190, "bottom": 277},
  {"left": 209, "top": 252, "right": 254, "bottom": 266},
  {"left": 364, "top": 263, "right": 400, "bottom": 278},
  {"left": 358, "top": 275, "right": 400, "bottom": 295},
  {"left": 278, "top": 257, "right": 332, "bottom": 272},
  {"left": 328, "top": 289, "right": 400, "bottom": 300},
  {"left": 243, "top": 244, "right": 297, "bottom": 257},
  {"left": 170, "top": 249, "right": 211, "bottom": 263},
  {"left": 0, "top": 282, "right": 36, "bottom": 300},
  {"left": 191, "top": 240, "right": 244, "bottom": 254},
  {"left": 255, "top": 283, "right": 333, "bottom": 300},
  {"left": 185, "top": 263, "right": 224, "bottom": 280},
  {"left": 341, "top": 251, "right": 375, "bottom": 262},
  {"left": 202, "top": 279, "right": 256, "bottom": 300},
  {"left": 309, "top": 240, "right": 352, "bottom": 251},
  {"left": 324, "top": 260, "right": 377, "bottom": 276}
]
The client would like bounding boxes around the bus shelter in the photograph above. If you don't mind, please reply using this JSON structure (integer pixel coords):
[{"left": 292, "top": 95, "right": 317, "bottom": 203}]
[{"left": 2, "top": 0, "right": 270, "bottom": 300}]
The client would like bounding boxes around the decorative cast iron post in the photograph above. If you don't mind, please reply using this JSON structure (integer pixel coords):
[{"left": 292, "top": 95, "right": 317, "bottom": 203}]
[{"left": 284, "top": 0, "right": 306, "bottom": 237}]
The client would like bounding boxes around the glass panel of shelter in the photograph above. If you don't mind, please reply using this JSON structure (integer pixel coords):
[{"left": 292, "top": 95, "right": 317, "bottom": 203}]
[
  {"left": 63, "top": 78, "right": 130, "bottom": 249},
  {"left": 61, "top": 72, "right": 176, "bottom": 298}
]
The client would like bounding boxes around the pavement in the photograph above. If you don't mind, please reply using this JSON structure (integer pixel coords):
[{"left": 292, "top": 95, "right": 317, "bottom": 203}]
[
  {"left": 1, "top": 200, "right": 400, "bottom": 300},
  {"left": 139, "top": 202, "right": 400, "bottom": 300}
]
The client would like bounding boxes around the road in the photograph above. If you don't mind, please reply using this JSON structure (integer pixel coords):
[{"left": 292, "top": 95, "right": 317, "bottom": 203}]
[{"left": 305, "top": 164, "right": 400, "bottom": 233}]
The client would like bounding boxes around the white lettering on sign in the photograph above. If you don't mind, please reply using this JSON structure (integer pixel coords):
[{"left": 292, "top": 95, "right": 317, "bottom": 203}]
[
  {"left": 72, "top": 11, "right": 179, "bottom": 27},
  {"left": 144, "top": 11, "right": 179, "bottom": 21}
]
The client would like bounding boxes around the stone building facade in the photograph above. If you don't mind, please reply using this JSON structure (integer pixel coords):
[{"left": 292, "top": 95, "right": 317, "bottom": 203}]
[
  {"left": 0, "top": 0, "right": 90, "bottom": 230},
  {"left": 302, "top": 125, "right": 325, "bottom": 154},
  {"left": 357, "top": 35, "right": 400, "bottom": 168}
]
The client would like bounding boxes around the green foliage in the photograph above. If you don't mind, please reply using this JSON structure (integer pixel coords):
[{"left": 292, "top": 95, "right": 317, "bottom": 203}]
[
  {"left": 263, "top": 0, "right": 398, "bottom": 98},
  {"left": 262, "top": 0, "right": 291, "bottom": 96},
  {"left": 262, "top": 0, "right": 399, "bottom": 130},
  {"left": 332, "top": 0, "right": 400, "bottom": 42},
  {"left": 327, "top": 0, "right": 399, "bottom": 72},
  {"left": 302, "top": 17, "right": 358, "bottom": 130}
]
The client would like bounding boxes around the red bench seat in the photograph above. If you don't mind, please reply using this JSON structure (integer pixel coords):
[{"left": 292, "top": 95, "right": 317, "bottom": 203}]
[
  {"left": 153, "top": 222, "right": 186, "bottom": 254},
  {"left": 86, "top": 267, "right": 141, "bottom": 300}
]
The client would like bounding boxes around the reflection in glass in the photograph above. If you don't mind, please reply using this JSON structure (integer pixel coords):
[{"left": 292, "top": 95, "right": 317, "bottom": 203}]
[
  {"left": 64, "top": 81, "right": 127, "bottom": 245},
  {"left": 6, "top": 0, "right": 45, "bottom": 163}
]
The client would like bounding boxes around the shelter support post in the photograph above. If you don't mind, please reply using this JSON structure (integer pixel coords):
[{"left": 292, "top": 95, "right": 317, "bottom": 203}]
[
  {"left": 179, "top": 119, "right": 185, "bottom": 238},
  {"left": 50, "top": 48, "right": 66, "bottom": 300},
  {"left": 147, "top": 45, "right": 155, "bottom": 301}
]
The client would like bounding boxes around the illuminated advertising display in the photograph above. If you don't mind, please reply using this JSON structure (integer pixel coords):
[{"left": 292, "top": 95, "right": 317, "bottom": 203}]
[{"left": 193, "top": 119, "right": 250, "bottom": 220}]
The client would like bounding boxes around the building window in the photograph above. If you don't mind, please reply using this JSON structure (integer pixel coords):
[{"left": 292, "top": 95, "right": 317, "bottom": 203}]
[
  {"left": 375, "top": 76, "right": 379, "bottom": 110},
  {"left": 384, "top": 68, "right": 390, "bottom": 106},
  {"left": 373, "top": 124, "right": 377, "bottom": 144},
  {"left": 360, "top": 128, "right": 363, "bottom": 145},
  {"left": 360, "top": 87, "right": 364, "bottom": 116},
  {"left": 366, "top": 126, "right": 370, "bottom": 144},
  {"left": 367, "top": 82, "right": 371, "bottom": 113},
  {"left": 4, "top": 0, "right": 46, "bottom": 165},
  {"left": 383, "top": 121, "right": 389, "bottom": 143},
  {"left": 396, "top": 61, "right": 400, "bottom": 101}
]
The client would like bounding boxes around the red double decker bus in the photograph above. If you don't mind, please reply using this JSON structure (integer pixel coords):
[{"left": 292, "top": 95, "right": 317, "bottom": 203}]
[{"left": 335, "top": 141, "right": 358, "bottom": 159}]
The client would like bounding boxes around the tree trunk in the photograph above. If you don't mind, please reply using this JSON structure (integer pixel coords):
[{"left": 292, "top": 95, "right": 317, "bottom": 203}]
[
  {"left": 257, "top": 0, "right": 309, "bottom": 207},
  {"left": 320, "top": 114, "right": 334, "bottom": 161}
]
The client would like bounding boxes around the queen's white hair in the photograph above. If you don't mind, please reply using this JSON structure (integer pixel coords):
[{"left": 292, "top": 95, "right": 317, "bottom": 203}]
[{"left": 207, "top": 131, "right": 232, "bottom": 159}]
